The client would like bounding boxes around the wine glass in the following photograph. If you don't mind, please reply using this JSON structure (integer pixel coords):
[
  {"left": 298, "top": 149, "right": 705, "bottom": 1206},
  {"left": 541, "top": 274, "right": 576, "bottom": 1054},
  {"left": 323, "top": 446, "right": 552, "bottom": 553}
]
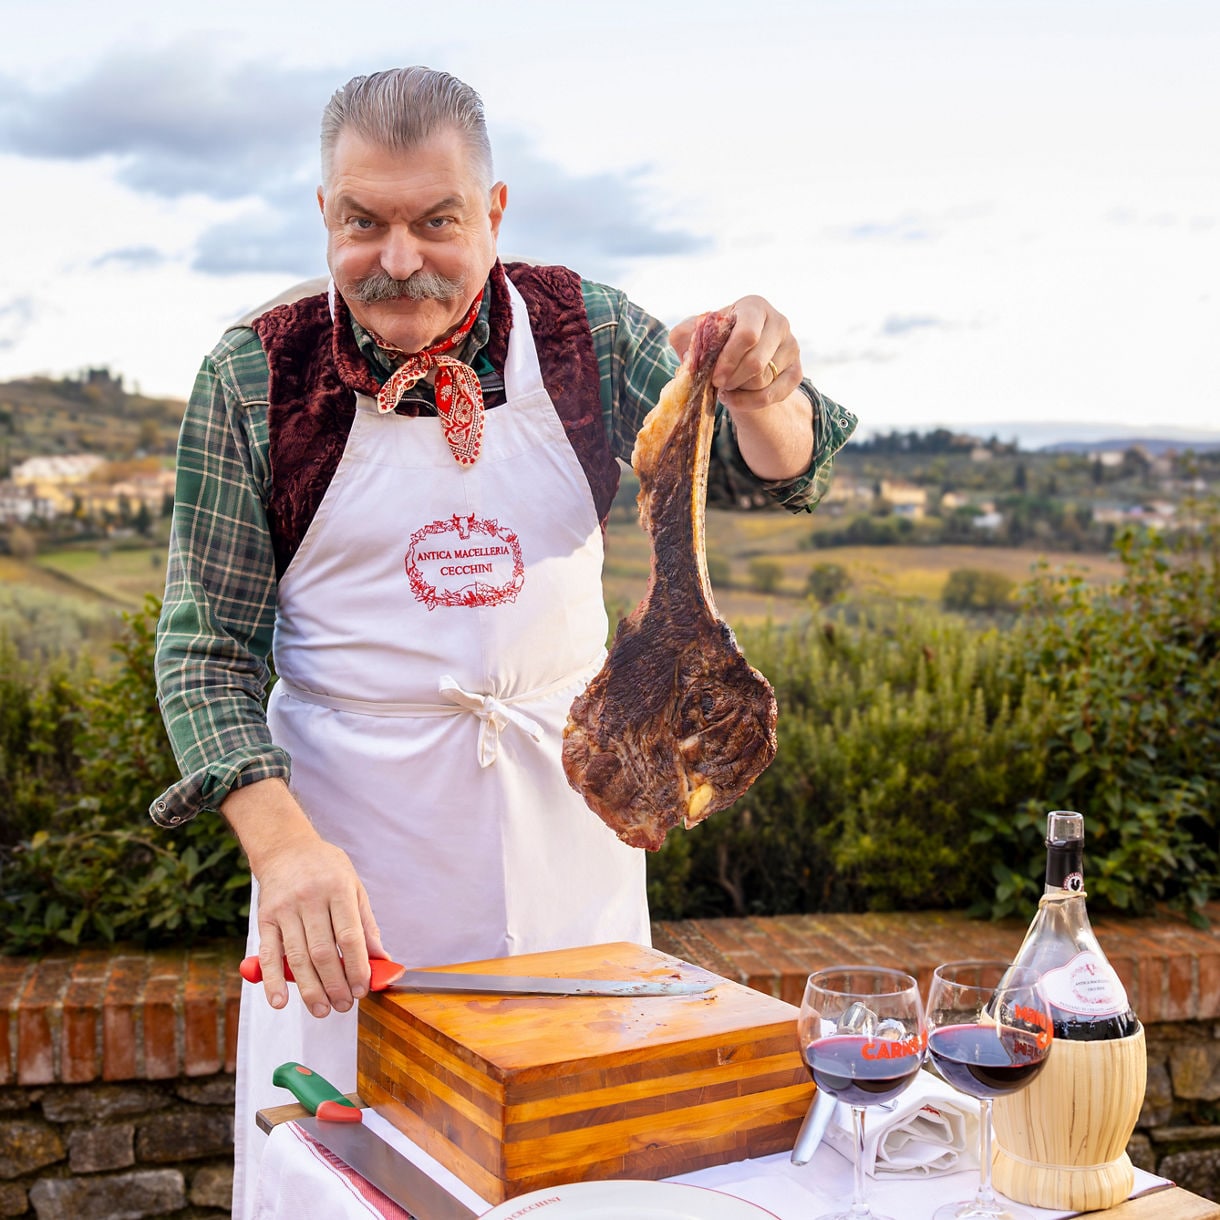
[
  {"left": 797, "top": 966, "right": 927, "bottom": 1220},
  {"left": 925, "top": 961, "right": 1054, "bottom": 1220}
]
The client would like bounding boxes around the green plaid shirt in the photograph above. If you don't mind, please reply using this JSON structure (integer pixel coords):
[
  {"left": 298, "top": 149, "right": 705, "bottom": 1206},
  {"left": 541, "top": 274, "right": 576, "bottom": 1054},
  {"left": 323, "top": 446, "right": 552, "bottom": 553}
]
[{"left": 151, "top": 276, "right": 857, "bottom": 826}]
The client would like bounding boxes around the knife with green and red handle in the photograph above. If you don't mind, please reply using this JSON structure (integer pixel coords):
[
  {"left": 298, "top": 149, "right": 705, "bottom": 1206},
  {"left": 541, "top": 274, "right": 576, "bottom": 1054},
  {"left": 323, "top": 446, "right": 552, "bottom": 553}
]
[
  {"left": 271, "top": 1061, "right": 363, "bottom": 1122},
  {"left": 241, "top": 954, "right": 713, "bottom": 997},
  {"left": 272, "top": 1061, "right": 480, "bottom": 1219}
]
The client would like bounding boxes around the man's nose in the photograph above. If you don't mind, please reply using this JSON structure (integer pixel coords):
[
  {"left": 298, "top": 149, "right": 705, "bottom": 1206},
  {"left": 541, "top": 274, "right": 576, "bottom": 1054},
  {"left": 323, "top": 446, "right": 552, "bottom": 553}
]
[{"left": 378, "top": 226, "right": 424, "bottom": 281}]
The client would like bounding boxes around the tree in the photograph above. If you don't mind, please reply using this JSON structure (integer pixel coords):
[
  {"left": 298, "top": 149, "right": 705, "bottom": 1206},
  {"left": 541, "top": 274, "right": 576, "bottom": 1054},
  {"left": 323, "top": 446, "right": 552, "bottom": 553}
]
[
  {"left": 806, "top": 563, "right": 850, "bottom": 605},
  {"left": 747, "top": 558, "right": 783, "bottom": 594},
  {"left": 942, "top": 568, "right": 1015, "bottom": 612},
  {"left": 7, "top": 524, "right": 37, "bottom": 560},
  {"left": 705, "top": 553, "right": 731, "bottom": 586}
]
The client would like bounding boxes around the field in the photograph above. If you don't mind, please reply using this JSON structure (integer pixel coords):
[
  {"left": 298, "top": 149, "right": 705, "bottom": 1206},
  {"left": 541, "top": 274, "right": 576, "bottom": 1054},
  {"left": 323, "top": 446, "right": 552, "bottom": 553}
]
[
  {"left": 34, "top": 545, "right": 169, "bottom": 609},
  {"left": 2, "top": 514, "right": 1127, "bottom": 660},
  {"left": 601, "top": 507, "right": 1124, "bottom": 625}
]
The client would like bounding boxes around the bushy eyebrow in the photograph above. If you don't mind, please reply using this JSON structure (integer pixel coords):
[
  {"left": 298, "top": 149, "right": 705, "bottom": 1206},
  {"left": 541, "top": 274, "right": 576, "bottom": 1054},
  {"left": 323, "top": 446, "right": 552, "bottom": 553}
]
[{"left": 330, "top": 193, "right": 467, "bottom": 219}]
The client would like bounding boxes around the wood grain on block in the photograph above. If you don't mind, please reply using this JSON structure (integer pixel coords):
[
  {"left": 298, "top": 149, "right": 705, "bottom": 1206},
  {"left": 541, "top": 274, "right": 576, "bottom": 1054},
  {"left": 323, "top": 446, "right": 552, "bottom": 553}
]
[{"left": 356, "top": 941, "right": 813, "bottom": 1204}]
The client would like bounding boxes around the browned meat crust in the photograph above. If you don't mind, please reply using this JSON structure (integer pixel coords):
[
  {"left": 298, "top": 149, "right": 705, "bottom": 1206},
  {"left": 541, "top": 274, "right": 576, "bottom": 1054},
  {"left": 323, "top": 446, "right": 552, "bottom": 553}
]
[{"left": 562, "top": 311, "right": 779, "bottom": 850}]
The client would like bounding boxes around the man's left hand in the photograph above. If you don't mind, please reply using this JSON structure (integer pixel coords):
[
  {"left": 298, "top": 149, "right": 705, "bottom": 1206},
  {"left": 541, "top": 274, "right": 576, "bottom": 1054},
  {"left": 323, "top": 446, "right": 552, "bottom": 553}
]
[{"left": 669, "top": 295, "right": 813, "bottom": 482}]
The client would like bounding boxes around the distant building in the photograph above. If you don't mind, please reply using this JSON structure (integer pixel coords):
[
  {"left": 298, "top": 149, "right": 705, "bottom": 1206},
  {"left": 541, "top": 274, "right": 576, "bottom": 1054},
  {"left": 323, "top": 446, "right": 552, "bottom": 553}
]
[
  {"left": 11, "top": 454, "right": 106, "bottom": 484},
  {"left": 0, "top": 481, "right": 55, "bottom": 523},
  {"left": 1093, "top": 501, "right": 1177, "bottom": 529},
  {"left": 878, "top": 479, "right": 928, "bottom": 520}
]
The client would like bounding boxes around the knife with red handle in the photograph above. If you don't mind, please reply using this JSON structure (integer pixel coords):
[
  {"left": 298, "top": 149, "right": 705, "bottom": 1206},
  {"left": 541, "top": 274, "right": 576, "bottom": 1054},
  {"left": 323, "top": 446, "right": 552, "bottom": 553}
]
[{"left": 241, "top": 954, "right": 714, "bottom": 997}]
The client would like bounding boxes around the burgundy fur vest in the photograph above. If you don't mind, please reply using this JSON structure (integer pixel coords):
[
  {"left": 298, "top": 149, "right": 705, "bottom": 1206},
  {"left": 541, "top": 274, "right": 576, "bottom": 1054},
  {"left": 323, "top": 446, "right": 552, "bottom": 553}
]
[{"left": 250, "top": 261, "right": 619, "bottom": 577}]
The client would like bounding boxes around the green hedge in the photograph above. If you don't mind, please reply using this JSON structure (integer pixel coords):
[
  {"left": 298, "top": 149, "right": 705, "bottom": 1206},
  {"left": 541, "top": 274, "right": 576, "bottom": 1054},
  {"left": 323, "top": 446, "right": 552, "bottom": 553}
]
[
  {"left": 2, "top": 506, "right": 1216, "bottom": 954},
  {"left": 649, "top": 508, "right": 1219, "bottom": 923},
  {"left": 0, "top": 597, "right": 249, "bottom": 952}
]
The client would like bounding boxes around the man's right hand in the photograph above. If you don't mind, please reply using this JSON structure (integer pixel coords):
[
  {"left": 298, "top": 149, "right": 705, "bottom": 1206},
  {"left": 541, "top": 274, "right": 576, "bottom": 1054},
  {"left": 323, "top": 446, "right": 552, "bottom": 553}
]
[{"left": 222, "top": 778, "right": 387, "bottom": 1017}]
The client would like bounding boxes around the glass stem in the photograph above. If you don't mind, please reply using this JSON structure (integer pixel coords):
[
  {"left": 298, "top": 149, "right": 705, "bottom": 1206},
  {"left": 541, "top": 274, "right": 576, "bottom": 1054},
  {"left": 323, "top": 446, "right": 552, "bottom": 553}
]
[
  {"left": 976, "top": 1097, "right": 997, "bottom": 1208},
  {"left": 850, "top": 1105, "right": 871, "bottom": 1217}
]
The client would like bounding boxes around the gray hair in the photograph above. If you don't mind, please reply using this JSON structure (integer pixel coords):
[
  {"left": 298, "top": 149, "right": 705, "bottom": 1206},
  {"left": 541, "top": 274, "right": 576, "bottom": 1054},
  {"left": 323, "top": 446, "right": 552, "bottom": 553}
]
[{"left": 320, "top": 67, "right": 493, "bottom": 190}]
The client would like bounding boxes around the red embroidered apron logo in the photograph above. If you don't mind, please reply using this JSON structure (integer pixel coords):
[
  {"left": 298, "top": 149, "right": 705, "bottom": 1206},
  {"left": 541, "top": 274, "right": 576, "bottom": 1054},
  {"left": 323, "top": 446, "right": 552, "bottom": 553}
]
[{"left": 405, "top": 514, "right": 525, "bottom": 610}]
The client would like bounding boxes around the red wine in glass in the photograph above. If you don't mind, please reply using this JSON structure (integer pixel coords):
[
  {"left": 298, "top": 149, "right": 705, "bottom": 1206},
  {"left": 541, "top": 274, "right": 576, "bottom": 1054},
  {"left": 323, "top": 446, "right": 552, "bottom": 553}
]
[
  {"left": 805, "top": 1034, "right": 924, "bottom": 1106},
  {"left": 797, "top": 967, "right": 926, "bottom": 1220},
  {"left": 926, "top": 961, "right": 1053, "bottom": 1220},
  {"left": 929, "top": 1024, "right": 1048, "bottom": 1099}
]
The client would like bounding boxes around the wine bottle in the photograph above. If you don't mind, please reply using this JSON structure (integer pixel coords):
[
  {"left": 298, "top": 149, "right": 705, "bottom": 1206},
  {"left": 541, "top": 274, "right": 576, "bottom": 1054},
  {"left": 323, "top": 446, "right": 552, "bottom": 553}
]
[{"left": 1009, "top": 810, "right": 1139, "bottom": 1041}]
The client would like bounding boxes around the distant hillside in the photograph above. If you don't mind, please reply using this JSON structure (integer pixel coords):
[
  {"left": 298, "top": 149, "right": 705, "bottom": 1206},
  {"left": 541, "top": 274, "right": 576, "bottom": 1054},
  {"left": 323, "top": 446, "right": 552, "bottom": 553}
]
[
  {"left": 0, "top": 370, "right": 186, "bottom": 472},
  {"left": 850, "top": 421, "right": 1220, "bottom": 455},
  {"left": 1039, "top": 436, "right": 1220, "bottom": 456}
]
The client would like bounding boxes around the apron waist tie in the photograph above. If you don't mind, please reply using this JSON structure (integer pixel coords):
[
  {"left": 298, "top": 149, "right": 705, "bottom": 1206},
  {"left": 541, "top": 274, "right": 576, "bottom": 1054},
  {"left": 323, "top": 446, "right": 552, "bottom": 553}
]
[
  {"left": 272, "top": 660, "right": 604, "bottom": 767},
  {"left": 437, "top": 674, "right": 543, "bottom": 768}
]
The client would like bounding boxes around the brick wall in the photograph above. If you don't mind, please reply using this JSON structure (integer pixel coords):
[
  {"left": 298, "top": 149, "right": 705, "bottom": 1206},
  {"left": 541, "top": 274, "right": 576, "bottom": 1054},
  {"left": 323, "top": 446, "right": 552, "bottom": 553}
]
[{"left": 2, "top": 909, "right": 1219, "bottom": 1216}]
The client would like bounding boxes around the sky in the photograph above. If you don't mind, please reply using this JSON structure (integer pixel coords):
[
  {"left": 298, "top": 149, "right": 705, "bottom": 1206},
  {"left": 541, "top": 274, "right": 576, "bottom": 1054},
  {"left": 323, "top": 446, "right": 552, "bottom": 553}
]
[{"left": 0, "top": 0, "right": 1217, "bottom": 447}]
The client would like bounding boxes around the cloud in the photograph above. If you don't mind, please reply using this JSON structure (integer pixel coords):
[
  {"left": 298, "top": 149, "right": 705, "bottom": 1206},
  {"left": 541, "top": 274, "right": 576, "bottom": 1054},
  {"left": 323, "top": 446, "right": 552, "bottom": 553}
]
[
  {"left": 841, "top": 216, "right": 936, "bottom": 243},
  {"left": 880, "top": 313, "right": 947, "bottom": 337},
  {"left": 491, "top": 131, "right": 710, "bottom": 281},
  {"left": 0, "top": 295, "right": 36, "bottom": 351},
  {"left": 1, "top": 51, "right": 709, "bottom": 282},
  {"left": 90, "top": 245, "right": 169, "bottom": 270},
  {"left": 1107, "top": 206, "right": 1217, "bottom": 233},
  {"left": 831, "top": 204, "right": 993, "bottom": 246},
  {"left": 0, "top": 47, "right": 332, "bottom": 201}
]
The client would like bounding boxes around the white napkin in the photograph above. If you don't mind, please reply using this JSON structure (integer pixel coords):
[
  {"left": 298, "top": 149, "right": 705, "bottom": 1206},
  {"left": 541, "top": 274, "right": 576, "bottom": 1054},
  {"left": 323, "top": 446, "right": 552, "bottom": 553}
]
[{"left": 821, "top": 1067, "right": 980, "bottom": 1177}]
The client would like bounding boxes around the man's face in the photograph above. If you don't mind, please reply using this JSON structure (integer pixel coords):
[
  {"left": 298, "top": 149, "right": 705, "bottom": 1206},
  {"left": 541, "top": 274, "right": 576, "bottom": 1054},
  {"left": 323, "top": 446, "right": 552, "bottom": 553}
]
[{"left": 319, "top": 126, "right": 506, "bottom": 354}]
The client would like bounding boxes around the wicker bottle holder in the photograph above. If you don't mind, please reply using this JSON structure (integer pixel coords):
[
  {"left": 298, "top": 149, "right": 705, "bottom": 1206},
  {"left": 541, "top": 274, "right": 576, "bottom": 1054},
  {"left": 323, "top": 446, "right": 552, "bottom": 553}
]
[{"left": 991, "top": 1023, "right": 1146, "bottom": 1211}]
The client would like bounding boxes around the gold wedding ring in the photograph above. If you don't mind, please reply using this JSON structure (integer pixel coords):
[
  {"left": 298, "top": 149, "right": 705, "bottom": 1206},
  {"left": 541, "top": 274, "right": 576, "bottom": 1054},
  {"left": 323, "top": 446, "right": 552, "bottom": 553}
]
[{"left": 766, "top": 359, "right": 781, "bottom": 384}]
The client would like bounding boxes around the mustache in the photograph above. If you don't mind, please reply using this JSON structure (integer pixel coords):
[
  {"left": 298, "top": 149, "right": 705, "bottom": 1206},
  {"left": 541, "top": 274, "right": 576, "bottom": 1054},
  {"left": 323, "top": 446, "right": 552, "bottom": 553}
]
[{"left": 347, "top": 269, "right": 468, "bottom": 303}]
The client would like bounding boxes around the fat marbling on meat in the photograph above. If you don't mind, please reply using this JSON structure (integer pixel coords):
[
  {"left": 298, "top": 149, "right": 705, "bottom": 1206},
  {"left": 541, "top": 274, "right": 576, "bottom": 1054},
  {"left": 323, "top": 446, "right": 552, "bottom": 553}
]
[{"left": 562, "top": 310, "right": 779, "bottom": 850}]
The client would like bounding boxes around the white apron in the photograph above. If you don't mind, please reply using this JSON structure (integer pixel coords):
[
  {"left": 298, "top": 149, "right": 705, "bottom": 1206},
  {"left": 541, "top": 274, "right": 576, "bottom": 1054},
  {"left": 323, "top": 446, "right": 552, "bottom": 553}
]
[{"left": 237, "top": 281, "right": 649, "bottom": 1219}]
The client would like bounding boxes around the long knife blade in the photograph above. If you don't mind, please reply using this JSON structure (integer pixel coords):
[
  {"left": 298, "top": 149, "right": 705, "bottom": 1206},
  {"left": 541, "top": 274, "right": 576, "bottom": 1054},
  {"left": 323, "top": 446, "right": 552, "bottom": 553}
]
[
  {"left": 241, "top": 954, "right": 713, "bottom": 997},
  {"left": 296, "top": 1114, "right": 479, "bottom": 1220},
  {"left": 383, "top": 969, "right": 713, "bottom": 997}
]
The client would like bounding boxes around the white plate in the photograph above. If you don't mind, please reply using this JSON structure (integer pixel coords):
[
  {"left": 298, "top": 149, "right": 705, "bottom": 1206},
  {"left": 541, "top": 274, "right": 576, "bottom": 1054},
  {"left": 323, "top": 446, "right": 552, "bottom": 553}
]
[{"left": 479, "top": 1179, "right": 781, "bottom": 1219}]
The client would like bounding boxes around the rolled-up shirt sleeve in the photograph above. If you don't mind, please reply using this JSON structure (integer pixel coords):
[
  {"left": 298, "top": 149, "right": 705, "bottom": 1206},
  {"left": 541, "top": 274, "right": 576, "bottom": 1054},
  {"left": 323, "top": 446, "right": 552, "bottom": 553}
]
[
  {"left": 151, "top": 330, "right": 290, "bottom": 827},
  {"left": 583, "top": 280, "right": 857, "bottom": 512}
]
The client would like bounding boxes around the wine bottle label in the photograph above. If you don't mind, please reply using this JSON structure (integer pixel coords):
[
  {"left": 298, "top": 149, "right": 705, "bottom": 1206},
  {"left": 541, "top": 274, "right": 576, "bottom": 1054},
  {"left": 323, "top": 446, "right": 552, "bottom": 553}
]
[{"left": 1038, "top": 951, "right": 1130, "bottom": 1017}]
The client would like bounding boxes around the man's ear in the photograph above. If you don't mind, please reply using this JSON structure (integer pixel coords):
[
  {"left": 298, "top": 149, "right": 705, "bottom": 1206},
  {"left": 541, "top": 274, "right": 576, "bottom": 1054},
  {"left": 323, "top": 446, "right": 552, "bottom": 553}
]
[
  {"left": 488, "top": 181, "right": 508, "bottom": 238},
  {"left": 316, "top": 186, "right": 326, "bottom": 215}
]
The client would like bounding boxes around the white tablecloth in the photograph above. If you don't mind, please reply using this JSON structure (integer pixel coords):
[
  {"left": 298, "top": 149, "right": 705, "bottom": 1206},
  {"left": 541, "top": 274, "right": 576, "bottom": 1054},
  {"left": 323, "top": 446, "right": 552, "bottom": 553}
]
[{"left": 253, "top": 1107, "right": 1172, "bottom": 1220}]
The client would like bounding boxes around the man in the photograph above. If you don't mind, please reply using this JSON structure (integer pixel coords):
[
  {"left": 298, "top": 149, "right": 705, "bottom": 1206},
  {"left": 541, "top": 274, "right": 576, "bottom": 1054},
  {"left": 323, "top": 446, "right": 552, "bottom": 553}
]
[{"left": 153, "top": 66, "right": 855, "bottom": 1217}]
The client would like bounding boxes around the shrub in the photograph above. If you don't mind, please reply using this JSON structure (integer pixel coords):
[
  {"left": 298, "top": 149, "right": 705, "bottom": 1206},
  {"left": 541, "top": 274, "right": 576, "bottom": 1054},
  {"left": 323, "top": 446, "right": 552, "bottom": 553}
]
[
  {"left": 649, "top": 606, "right": 1052, "bottom": 918},
  {"left": 651, "top": 501, "right": 1220, "bottom": 923},
  {"left": 706, "top": 553, "right": 731, "bottom": 586},
  {"left": 978, "top": 512, "right": 1220, "bottom": 920},
  {"left": 0, "top": 643, "right": 85, "bottom": 849},
  {"left": 0, "top": 596, "right": 250, "bottom": 952},
  {"left": 942, "top": 568, "right": 1016, "bottom": 612},
  {"left": 747, "top": 558, "right": 784, "bottom": 594},
  {"left": 805, "top": 562, "right": 850, "bottom": 605}
]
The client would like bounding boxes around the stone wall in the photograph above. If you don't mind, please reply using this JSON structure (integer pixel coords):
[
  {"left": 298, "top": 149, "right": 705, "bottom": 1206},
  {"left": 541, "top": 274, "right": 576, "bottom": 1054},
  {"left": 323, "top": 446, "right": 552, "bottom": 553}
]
[
  {"left": 0, "top": 945, "right": 237, "bottom": 1218},
  {"left": 0, "top": 1076, "right": 234, "bottom": 1219},
  {"left": 2, "top": 908, "right": 1218, "bottom": 1216}
]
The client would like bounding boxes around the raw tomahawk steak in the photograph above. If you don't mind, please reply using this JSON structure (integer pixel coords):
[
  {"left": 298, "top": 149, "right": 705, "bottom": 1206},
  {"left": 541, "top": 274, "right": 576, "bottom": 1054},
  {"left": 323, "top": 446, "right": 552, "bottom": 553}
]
[{"left": 562, "top": 310, "right": 778, "bottom": 850}]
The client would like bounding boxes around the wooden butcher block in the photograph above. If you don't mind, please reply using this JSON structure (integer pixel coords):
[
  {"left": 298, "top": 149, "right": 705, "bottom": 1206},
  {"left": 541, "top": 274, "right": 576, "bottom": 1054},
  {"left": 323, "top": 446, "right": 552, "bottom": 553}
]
[{"left": 356, "top": 940, "right": 813, "bottom": 1204}]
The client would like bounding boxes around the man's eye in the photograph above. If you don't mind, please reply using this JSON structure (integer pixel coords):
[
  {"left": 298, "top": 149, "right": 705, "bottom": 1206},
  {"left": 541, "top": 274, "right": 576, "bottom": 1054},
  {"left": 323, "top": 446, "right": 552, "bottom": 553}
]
[
  {"left": 426, "top": 216, "right": 453, "bottom": 230},
  {"left": 349, "top": 217, "right": 375, "bottom": 230}
]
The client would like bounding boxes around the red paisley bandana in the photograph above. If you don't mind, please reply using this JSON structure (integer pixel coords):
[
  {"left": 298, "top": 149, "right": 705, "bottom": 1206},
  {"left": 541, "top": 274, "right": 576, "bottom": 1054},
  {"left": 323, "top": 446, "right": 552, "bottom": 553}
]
[{"left": 374, "top": 291, "right": 486, "bottom": 466}]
